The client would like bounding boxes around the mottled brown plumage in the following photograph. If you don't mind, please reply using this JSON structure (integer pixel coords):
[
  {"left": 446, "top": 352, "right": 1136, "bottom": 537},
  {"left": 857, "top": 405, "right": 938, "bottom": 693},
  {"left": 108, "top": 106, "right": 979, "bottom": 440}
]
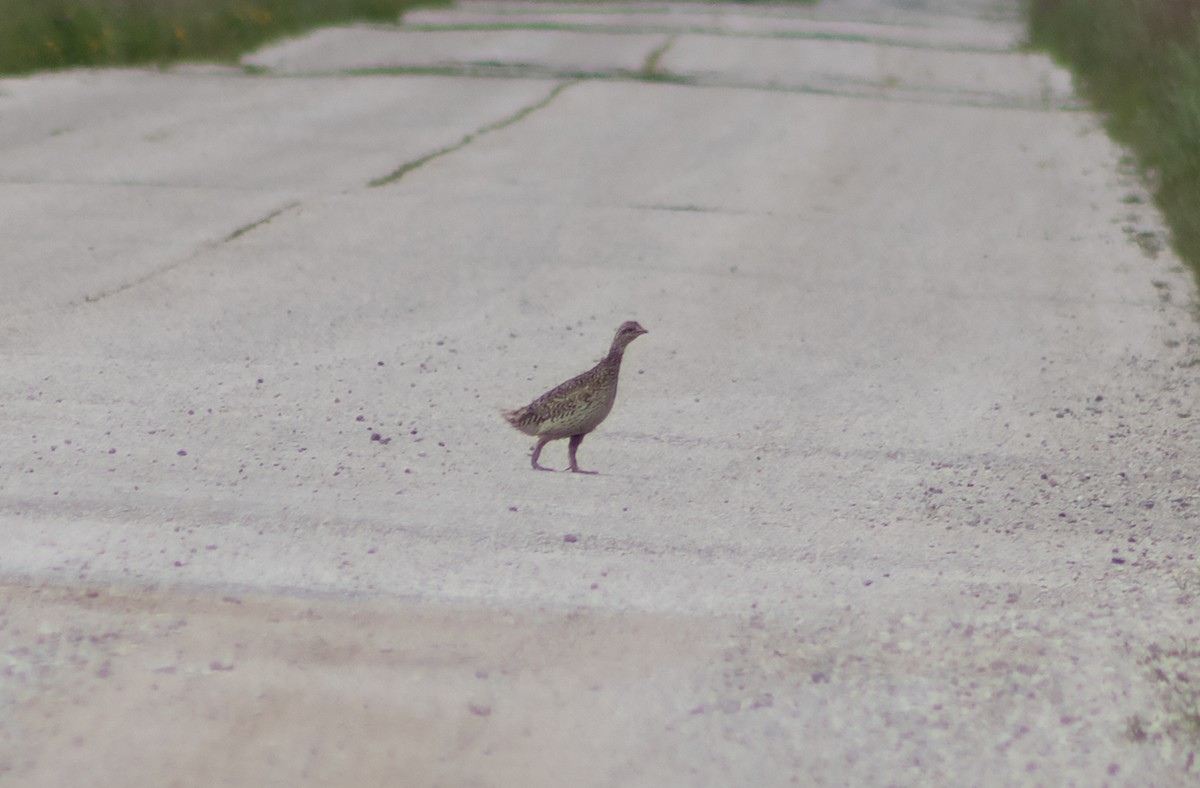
[{"left": 503, "top": 321, "right": 647, "bottom": 473}]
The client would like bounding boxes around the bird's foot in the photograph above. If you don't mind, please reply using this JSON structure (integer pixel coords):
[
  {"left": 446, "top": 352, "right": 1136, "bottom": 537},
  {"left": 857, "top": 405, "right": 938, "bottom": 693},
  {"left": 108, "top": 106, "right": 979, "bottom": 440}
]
[
  {"left": 569, "top": 467, "right": 599, "bottom": 475},
  {"left": 532, "top": 462, "right": 556, "bottom": 472}
]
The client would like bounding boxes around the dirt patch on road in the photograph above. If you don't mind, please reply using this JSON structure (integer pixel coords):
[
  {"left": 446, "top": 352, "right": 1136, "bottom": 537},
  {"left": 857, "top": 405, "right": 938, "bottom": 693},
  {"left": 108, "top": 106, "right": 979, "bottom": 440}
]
[{"left": 0, "top": 581, "right": 740, "bottom": 788}]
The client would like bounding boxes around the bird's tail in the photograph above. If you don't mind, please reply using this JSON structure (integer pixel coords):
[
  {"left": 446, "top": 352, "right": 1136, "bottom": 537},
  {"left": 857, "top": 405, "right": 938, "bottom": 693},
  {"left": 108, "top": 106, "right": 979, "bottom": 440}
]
[{"left": 501, "top": 406, "right": 539, "bottom": 435}]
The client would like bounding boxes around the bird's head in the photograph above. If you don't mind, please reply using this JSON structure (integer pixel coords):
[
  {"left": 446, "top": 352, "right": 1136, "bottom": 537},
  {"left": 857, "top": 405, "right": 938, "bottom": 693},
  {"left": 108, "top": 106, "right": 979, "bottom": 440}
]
[{"left": 611, "top": 320, "right": 648, "bottom": 353}]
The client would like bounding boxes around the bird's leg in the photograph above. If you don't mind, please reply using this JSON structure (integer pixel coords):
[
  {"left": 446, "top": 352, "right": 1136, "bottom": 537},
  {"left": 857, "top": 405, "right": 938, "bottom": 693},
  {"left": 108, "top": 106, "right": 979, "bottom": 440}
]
[
  {"left": 531, "top": 437, "right": 555, "bottom": 471},
  {"left": 568, "top": 434, "right": 597, "bottom": 474}
]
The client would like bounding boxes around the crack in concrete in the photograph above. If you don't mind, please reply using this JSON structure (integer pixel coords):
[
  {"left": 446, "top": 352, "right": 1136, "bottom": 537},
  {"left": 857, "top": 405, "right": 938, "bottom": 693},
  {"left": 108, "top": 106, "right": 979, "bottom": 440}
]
[
  {"left": 78, "top": 246, "right": 209, "bottom": 306},
  {"left": 632, "top": 203, "right": 730, "bottom": 214},
  {"left": 78, "top": 200, "right": 301, "bottom": 306},
  {"left": 367, "top": 78, "right": 579, "bottom": 188},
  {"left": 337, "top": 63, "right": 691, "bottom": 85},
  {"left": 223, "top": 200, "right": 301, "bottom": 242}
]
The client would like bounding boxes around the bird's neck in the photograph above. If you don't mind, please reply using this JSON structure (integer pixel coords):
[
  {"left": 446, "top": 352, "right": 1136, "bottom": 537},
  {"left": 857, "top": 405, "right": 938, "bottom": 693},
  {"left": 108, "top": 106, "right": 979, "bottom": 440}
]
[{"left": 602, "top": 345, "right": 626, "bottom": 366}]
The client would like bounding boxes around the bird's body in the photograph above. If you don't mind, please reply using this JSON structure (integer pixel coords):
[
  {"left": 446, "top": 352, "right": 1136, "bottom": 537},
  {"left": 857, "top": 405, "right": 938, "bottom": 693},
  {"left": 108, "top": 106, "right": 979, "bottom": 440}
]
[{"left": 503, "top": 321, "right": 647, "bottom": 473}]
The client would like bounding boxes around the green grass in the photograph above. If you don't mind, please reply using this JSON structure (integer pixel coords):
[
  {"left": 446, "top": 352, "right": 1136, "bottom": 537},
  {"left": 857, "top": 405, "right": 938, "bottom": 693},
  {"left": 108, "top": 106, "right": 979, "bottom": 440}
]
[
  {"left": 0, "top": 0, "right": 426, "bottom": 75},
  {"left": 1129, "top": 639, "right": 1200, "bottom": 764},
  {"left": 1027, "top": 0, "right": 1200, "bottom": 276}
]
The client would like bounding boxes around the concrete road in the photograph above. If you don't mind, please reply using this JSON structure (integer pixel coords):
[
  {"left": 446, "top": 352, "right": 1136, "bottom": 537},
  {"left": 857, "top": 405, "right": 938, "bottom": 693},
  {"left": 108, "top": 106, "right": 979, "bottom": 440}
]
[{"left": 3, "top": 1, "right": 1199, "bottom": 785}]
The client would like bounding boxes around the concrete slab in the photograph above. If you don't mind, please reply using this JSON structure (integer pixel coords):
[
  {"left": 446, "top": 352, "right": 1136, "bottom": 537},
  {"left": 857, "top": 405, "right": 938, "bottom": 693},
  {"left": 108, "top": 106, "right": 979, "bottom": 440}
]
[
  {"left": 0, "top": 69, "right": 560, "bottom": 317},
  {"left": 244, "top": 25, "right": 670, "bottom": 75},
  {"left": 403, "top": 1, "right": 1020, "bottom": 51},
  {"left": 661, "top": 33, "right": 1075, "bottom": 107},
  {"left": 0, "top": 182, "right": 295, "bottom": 319},
  {"left": 0, "top": 69, "right": 557, "bottom": 190},
  {"left": 0, "top": 582, "right": 1183, "bottom": 787},
  {"left": 2, "top": 0, "right": 1199, "bottom": 785},
  {"left": 407, "top": 0, "right": 1024, "bottom": 28}
]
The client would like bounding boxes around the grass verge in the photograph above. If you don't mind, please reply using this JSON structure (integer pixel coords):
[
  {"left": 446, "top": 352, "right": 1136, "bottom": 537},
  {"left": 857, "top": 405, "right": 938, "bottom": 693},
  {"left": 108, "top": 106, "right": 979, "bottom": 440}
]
[
  {"left": 1027, "top": 0, "right": 1200, "bottom": 277},
  {"left": 0, "top": 0, "right": 427, "bottom": 75},
  {"left": 1126, "top": 639, "right": 1200, "bottom": 771}
]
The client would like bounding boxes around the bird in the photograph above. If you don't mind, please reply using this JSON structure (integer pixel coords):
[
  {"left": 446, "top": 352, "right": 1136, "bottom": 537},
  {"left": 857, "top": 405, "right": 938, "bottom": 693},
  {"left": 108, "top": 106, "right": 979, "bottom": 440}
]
[{"left": 502, "top": 321, "right": 647, "bottom": 473}]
